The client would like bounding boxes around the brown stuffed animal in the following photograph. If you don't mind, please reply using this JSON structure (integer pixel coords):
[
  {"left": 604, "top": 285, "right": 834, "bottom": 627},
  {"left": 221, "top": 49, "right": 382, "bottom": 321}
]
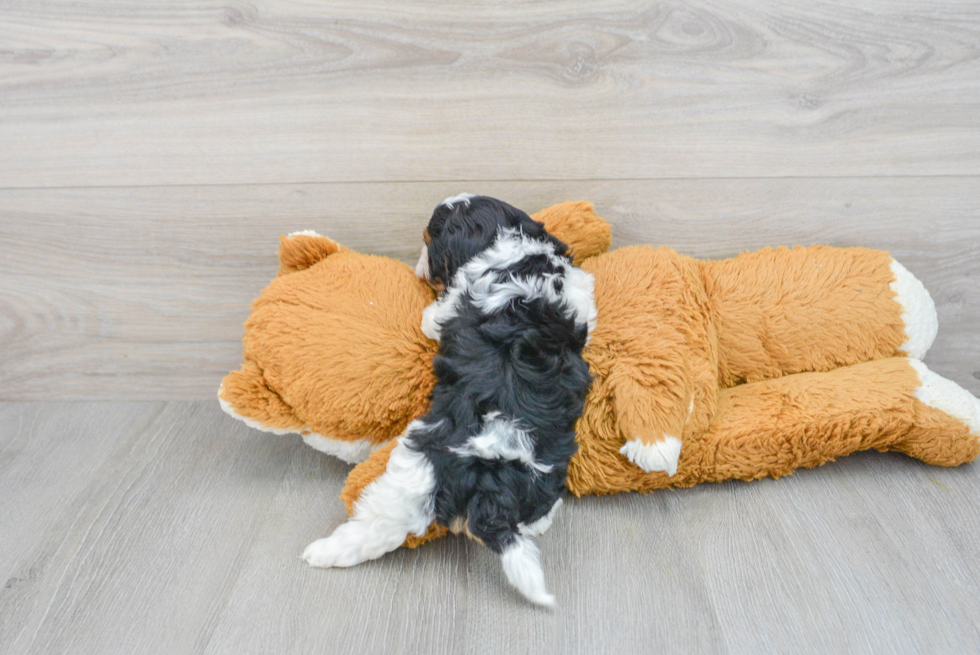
[{"left": 219, "top": 201, "right": 980, "bottom": 555}]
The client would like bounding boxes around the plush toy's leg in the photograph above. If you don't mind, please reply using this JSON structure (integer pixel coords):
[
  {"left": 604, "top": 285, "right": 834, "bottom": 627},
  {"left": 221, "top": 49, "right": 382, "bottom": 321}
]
[
  {"left": 608, "top": 356, "right": 706, "bottom": 476},
  {"left": 303, "top": 428, "right": 438, "bottom": 568},
  {"left": 219, "top": 362, "right": 379, "bottom": 464},
  {"left": 569, "top": 357, "right": 979, "bottom": 496},
  {"left": 892, "top": 360, "right": 980, "bottom": 465},
  {"left": 614, "top": 370, "right": 688, "bottom": 476},
  {"left": 218, "top": 361, "right": 306, "bottom": 434},
  {"left": 701, "top": 247, "right": 938, "bottom": 387},
  {"left": 680, "top": 358, "right": 978, "bottom": 486}
]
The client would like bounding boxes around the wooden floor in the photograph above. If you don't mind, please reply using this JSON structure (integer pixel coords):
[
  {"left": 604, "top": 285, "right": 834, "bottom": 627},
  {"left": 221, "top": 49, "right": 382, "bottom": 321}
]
[
  {"left": 1, "top": 1, "right": 979, "bottom": 653},
  {"left": 1, "top": 401, "right": 979, "bottom": 654}
]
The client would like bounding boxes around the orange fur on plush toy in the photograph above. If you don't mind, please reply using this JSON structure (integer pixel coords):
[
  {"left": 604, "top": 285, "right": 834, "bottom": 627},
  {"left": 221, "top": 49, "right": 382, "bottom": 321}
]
[{"left": 219, "top": 201, "right": 980, "bottom": 551}]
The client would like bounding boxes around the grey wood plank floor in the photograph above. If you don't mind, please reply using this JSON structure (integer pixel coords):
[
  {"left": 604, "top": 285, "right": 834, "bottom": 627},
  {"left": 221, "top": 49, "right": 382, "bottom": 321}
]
[
  {"left": 1, "top": 401, "right": 978, "bottom": 654},
  {"left": 2, "top": 0, "right": 980, "bottom": 653}
]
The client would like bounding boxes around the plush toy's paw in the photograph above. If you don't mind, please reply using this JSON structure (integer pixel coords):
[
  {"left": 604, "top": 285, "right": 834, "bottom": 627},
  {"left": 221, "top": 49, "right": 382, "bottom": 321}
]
[
  {"left": 909, "top": 360, "right": 980, "bottom": 437},
  {"left": 890, "top": 259, "right": 938, "bottom": 360},
  {"left": 620, "top": 436, "right": 682, "bottom": 476}
]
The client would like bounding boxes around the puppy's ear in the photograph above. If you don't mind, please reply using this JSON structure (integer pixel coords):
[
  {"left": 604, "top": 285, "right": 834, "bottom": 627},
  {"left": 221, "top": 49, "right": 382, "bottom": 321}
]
[
  {"left": 505, "top": 206, "right": 570, "bottom": 258},
  {"left": 505, "top": 206, "right": 545, "bottom": 237}
]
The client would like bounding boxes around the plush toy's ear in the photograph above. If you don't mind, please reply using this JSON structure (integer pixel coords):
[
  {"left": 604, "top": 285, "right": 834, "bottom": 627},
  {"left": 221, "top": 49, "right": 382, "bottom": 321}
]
[
  {"left": 531, "top": 201, "right": 612, "bottom": 266},
  {"left": 341, "top": 442, "right": 449, "bottom": 548},
  {"left": 278, "top": 231, "right": 348, "bottom": 276}
]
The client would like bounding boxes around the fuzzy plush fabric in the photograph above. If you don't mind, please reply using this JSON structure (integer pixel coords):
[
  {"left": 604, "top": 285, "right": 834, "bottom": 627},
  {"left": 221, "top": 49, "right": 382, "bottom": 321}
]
[{"left": 219, "top": 200, "right": 980, "bottom": 548}]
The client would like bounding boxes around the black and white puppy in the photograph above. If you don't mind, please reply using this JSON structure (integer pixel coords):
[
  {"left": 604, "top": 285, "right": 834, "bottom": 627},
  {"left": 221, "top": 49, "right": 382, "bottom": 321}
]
[{"left": 303, "top": 194, "right": 596, "bottom": 606}]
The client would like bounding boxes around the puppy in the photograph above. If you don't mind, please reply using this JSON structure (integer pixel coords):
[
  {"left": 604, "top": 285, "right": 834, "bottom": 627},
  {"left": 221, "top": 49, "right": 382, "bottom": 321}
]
[{"left": 303, "top": 194, "right": 596, "bottom": 606}]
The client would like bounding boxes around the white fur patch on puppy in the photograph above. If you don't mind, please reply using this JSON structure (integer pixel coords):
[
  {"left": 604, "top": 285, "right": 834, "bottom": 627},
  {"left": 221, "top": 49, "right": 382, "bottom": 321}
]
[
  {"left": 286, "top": 229, "right": 324, "bottom": 238},
  {"left": 501, "top": 534, "right": 555, "bottom": 607},
  {"left": 303, "top": 427, "right": 436, "bottom": 568},
  {"left": 420, "top": 301, "right": 447, "bottom": 342},
  {"left": 620, "top": 436, "right": 682, "bottom": 476},
  {"left": 415, "top": 244, "right": 431, "bottom": 281},
  {"left": 451, "top": 413, "right": 553, "bottom": 473},
  {"left": 440, "top": 192, "right": 476, "bottom": 209},
  {"left": 460, "top": 228, "right": 597, "bottom": 334},
  {"left": 419, "top": 227, "right": 598, "bottom": 343},
  {"left": 908, "top": 360, "right": 980, "bottom": 437},
  {"left": 890, "top": 259, "right": 938, "bottom": 360},
  {"left": 562, "top": 266, "right": 599, "bottom": 339},
  {"left": 519, "top": 498, "right": 563, "bottom": 537}
]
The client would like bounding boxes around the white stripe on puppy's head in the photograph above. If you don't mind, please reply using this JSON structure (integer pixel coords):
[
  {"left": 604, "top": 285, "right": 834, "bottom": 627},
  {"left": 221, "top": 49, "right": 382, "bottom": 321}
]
[{"left": 440, "top": 192, "right": 477, "bottom": 209}]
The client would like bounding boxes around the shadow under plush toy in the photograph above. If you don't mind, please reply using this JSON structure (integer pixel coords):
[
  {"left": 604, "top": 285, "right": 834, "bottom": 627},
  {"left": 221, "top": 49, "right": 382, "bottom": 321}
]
[{"left": 219, "top": 201, "right": 980, "bottom": 604}]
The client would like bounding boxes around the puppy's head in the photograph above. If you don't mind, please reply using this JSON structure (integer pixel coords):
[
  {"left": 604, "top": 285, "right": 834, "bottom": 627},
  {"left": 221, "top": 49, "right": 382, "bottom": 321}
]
[{"left": 415, "top": 194, "right": 567, "bottom": 290}]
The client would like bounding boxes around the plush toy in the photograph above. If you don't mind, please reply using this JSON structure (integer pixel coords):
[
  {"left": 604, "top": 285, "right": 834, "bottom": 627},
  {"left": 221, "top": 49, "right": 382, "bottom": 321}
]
[{"left": 219, "top": 201, "right": 980, "bottom": 554}]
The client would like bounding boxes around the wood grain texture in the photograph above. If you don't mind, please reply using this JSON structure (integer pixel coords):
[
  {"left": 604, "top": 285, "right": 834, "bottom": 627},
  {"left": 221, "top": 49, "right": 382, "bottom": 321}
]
[
  {"left": 1, "top": 178, "right": 978, "bottom": 400},
  {"left": 2, "top": 1, "right": 979, "bottom": 652},
  {"left": 1, "top": 0, "right": 979, "bottom": 187},
  {"left": 1, "top": 401, "right": 978, "bottom": 654}
]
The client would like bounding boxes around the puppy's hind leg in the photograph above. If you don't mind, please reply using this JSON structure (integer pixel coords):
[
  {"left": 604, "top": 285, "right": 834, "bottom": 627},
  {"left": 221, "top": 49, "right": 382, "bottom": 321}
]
[{"left": 303, "top": 432, "right": 436, "bottom": 568}]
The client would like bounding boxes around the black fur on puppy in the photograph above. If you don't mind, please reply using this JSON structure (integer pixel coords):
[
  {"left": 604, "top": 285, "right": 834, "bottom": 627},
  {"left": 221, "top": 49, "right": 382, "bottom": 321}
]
[{"left": 302, "top": 194, "right": 597, "bottom": 607}]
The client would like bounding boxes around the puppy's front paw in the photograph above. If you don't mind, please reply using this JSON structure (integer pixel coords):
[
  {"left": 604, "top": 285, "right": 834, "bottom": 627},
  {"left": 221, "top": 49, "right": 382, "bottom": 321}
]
[
  {"left": 620, "top": 436, "right": 682, "bottom": 476},
  {"left": 420, "top": 303, "right": 442, "bottom": 342}
]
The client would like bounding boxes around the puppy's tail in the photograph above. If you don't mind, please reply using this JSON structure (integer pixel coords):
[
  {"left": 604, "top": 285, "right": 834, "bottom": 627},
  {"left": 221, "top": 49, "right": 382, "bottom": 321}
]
[
  {"left": 500, "top": 534, "right": 555, "bottom": 607},
  {"left": 466, "top": 491, "right": 555, "bottom": 607}
]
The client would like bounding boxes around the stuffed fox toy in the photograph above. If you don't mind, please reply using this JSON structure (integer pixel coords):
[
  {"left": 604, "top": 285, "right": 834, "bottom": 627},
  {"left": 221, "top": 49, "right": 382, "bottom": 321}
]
[{"left": 219, "top": 201, "right": 980, "bottom": 599}]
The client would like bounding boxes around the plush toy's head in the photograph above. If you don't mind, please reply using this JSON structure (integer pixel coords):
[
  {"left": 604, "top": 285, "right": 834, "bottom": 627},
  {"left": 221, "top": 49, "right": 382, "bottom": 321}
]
[{"left": 219, "top": 201, "right": 612, "bottom": 462}]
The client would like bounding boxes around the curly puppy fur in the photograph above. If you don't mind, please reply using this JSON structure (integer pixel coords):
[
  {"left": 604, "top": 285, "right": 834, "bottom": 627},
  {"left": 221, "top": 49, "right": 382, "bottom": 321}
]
[{"left": 304, "top": 195, "right": 596, "bottom": 606}]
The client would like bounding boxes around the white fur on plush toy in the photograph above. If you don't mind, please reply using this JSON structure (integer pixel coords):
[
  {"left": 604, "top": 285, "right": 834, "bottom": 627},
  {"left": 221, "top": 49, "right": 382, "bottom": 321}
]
[
  {"left": 909, "top": 360, "right": 980, "bottom": 436},
  {"left": 889, "top": 258, "right": 938, "bottom": 360},
  {"left": 217, "top": 385, "right": 376, "bottom": 463},
  {"left": 620, "top": 436, "right": 683, "bottom": 476}
]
